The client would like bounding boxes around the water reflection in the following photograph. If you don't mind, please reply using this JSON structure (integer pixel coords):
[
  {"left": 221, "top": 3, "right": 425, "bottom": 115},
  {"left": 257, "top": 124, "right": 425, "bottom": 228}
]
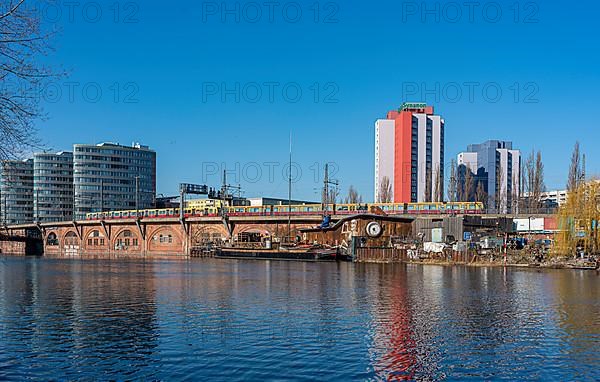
[
  {"left": 359, "top": 264, "right": 416, "bottom": 381},
  {"left": 0, "top": 257, "right": 598, "bottom": 381},
  {"left": 0, "top": 258, "right": 159, "bottom": 380}
]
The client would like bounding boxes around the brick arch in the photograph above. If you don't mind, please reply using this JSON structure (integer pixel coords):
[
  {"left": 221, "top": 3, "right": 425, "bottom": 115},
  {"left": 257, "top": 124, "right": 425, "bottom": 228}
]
[
  {"left": 45, "top": 231, "right": 60, "bottom": 246},
  {"left": 234, "top": 222, "right": 315, "bottom": 239},
  {"left": 62, "top": 230, "right": 79, "bottom": 245},
  {"left": 235, "top": 224, "right": 273, "bottom": 236},
  {"left": 85, "top": 228, "right": 106, "bottom": 240},
  {"left": 239, "top": 226, "right": 270, "bottom": 234},
  {"left": 147, "top": 225, "right": 183, "bottom": 242},
  {"left": 191, "top": 224, "right": 227, "bottom": 245},
  {"left": 112, "top": 228, "right": 140, "bottom": 251},
  {"left": 147, "top": 225, "right": 184, "bottom": 253},
  {"left": 62, "top": 230, "right": 80, "bottom": 256},
  {"left": 113, "top": 227, "right": 137, "bottom": 239},
  {"left": 85, "top": 228, "right": 107, "bottom": 251}
]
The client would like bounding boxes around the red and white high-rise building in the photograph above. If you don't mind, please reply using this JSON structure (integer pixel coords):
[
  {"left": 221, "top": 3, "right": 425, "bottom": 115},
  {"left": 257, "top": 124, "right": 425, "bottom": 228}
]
[{"left": 374, "top": 103, "right": 445, "bottom": 203}]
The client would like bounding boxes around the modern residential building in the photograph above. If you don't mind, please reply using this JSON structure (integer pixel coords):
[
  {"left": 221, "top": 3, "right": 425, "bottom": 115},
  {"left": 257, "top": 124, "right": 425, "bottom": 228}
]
[
  {"left": 540, "top": 190, "right": 568, "bottom": 206},
  {"left": 0, "top": 159, "right": 34, "bottom": 225},
  {"left": 374, "top": 118, "right": 396, "bottom": 201},
  {"left": 523, "top": 189, "right": 568, "bottom": 207},
  {"left": 33, "top": 152, "right": 74, "bottom": 222},
  {"left": 457, "top": 140, "right": 521, "bottom": 213},
  {"left": 73, "top": 143, "right": 156, "bottom": 219},
  {"left": 374, "top": 102, "right": 444, "bottom": 203}
]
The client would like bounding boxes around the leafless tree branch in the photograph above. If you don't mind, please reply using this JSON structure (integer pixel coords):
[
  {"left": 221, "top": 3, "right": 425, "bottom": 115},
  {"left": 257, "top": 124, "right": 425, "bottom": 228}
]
[{"left": 0, "top": 0, "right": 61, "bottom": 159}]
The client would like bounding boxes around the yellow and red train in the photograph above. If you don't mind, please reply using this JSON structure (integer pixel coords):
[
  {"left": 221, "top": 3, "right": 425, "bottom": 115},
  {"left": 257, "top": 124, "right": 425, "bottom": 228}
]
[{"left": 84, "top": 201, "right": 484, "bottom": 220}]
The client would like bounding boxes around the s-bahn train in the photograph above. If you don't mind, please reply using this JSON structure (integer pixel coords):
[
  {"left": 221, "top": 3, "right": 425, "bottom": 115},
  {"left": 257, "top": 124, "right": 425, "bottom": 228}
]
[{"left": 84, "top": 201, "right": 484, "bottom": 220}]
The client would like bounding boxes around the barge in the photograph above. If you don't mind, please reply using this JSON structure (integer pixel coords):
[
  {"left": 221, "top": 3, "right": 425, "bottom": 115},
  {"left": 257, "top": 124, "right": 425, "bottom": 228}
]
[{"left": 216, "top": 246, "right": 340, "bottom": 261}]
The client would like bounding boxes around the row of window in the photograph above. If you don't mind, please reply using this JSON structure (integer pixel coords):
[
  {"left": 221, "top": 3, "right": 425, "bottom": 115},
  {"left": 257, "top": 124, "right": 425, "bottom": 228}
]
[
  {"left": 34, "top": 203, "right": 73, "bottom": 208},
  {"left": 74, "top": 176, "right": 153, "bottom": 184},
  {"left": 35, "top": 155, "right": 72, "bottom": 160},
  {"left": 74, "top": 147, "right": 154, "bottom": 158},
  {"left": 50, "top": 233, "right": 174, "bottom": 246},
  {"left": 33, "top": 177, "right": 73, "bottom": 182}
]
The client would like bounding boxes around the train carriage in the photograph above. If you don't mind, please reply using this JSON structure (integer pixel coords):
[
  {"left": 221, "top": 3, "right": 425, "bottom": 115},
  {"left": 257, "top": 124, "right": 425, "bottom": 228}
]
[{"left": 85, "top": 201, "right": 484, "bottom": 220}]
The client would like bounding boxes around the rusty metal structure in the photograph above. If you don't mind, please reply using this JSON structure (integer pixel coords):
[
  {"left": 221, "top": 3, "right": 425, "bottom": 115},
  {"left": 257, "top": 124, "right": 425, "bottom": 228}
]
[{"left": 302, "top": 214, "right": 413, "bottom": 262}]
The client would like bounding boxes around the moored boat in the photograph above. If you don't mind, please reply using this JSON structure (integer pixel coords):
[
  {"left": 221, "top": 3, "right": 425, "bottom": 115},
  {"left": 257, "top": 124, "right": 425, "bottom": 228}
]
[{"left": 216, "top": 246, "right": 339, "bottom": 261}]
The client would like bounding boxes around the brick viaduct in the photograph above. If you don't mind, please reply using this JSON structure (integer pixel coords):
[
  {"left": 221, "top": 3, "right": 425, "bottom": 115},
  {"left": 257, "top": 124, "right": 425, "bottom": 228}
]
[
  {"left": 0, "top": 216, "right": 325, "bottom": 258},
  {"left": 1, "top": 213, "right": 554, "bottom": 258}
]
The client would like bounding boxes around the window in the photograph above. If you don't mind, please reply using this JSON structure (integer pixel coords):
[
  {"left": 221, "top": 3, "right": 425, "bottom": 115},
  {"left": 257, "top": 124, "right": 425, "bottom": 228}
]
[
  {"left": 47, "top": 233, "right": 59, "bottom": 246},
  {"left": 65, "top": 232, "right": 78, "bottom": 246}
]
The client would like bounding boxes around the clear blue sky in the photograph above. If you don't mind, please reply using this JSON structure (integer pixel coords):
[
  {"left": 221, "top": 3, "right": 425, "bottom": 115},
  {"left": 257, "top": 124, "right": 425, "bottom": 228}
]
[{"left": 35, "top": 0, "right": 599, "bottom": 200}]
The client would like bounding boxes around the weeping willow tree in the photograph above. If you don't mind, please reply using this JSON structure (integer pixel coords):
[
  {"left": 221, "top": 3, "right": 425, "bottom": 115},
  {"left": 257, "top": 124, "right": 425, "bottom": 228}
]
[{"left": 555, "top": 181, "right": 600, "bottom": 257}]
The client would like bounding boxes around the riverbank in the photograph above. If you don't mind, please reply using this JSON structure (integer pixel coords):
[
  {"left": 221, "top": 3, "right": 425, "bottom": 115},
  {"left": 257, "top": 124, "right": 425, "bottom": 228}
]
[{"left": 399, "top": 257, "right": 599, "bottom": 270}]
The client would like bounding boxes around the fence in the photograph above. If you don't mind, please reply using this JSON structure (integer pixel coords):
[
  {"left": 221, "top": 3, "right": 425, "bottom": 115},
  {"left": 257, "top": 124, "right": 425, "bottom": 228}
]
[{"left": 354, "top": 247, "right": 408, "bottom": 263}]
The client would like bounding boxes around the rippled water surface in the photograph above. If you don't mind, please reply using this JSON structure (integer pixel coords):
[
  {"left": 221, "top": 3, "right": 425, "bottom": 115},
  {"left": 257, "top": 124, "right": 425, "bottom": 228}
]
[{"left": 0, "top": 256, "right": 598, "bottom": 381}]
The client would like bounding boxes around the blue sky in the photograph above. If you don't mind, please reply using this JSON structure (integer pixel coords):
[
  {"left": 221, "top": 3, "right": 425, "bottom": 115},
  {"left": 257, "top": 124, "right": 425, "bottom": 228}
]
[{"left": 34, "top": 0, "right": 599, "bottom": 200}]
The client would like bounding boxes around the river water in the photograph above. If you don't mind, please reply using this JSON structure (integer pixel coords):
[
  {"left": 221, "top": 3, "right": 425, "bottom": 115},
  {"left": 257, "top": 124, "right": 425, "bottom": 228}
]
[{"left": 0, "top": 256, "right": 598, "bottom": 381}]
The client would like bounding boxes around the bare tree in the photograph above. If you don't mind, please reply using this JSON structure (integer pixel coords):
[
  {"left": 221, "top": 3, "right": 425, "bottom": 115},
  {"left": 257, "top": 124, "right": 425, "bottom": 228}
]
[
  {"left": 567, "top": 142, "right": 582, "bottom": 191},
  {"left": 457, "top": 167, "right": 464, "bottom": 202},
  {"left": 511, "top": 175, "right": 519, "bottom": 214},
  {"left": 344, "top": 185, "right": 362, "bottom": 204},
  {"left": 434, "top": 164, "right": 443, "bottom": 202},
  {"left": 533, "top": 150, "right": 546, "bottom": 200},
  {"left": 433, "top": 170, "right": 438, "bottom": 202},
  {"left": 463, "top": 168, "right": 474, "bottom": 202},
  {"left": 322, "top": 186, "right": 339, "bottom": 205},
  {"left": 0, "top": 1, "right": 60, "bottom": 159},
  {"left": 476, "top": 180, "right": 487, "bottom": 209},
  {"left": 425, "top": 168, "right": 432, "bottom": 202},
  {"left": 496, "top": 163, "right": 506, "bottom": 213},
  {"left": 448, "top": 159, "right": 457, "bottom": 202},
  {"left": 521, "top": 150, "right": 546, "bottom": 213},
  {"left": 378, "top": 176, "right": 392, "bottom": 203},
  {"left": 522, "top": 151, "right": 535, "bottom": 212}
]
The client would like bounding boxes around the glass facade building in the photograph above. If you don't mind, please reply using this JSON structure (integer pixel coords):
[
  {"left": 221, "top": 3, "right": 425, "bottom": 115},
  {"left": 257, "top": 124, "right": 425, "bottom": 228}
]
[
  {"left": 73, "top": 143, "right": 156, "bottom": 219},
  {"left": 0, "top": 159, "right": 34, "bottom": 225},
  {"left": 33, "top": 152, "right": 74, "bottom": 222},
  {"left": 457, "top": 140, "right": 521, "bottom": 213}
]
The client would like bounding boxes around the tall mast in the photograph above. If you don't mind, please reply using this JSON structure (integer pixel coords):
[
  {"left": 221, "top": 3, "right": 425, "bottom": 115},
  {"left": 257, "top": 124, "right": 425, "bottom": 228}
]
[
  {"left": 323, "top": 163, "right": 329, "bottom": 217},
  {"left": 287, "top": 131, "right": 292, "bottom": 241},
  {"left": 222, "top": 169, "right": 227, "bottom": 215}
]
